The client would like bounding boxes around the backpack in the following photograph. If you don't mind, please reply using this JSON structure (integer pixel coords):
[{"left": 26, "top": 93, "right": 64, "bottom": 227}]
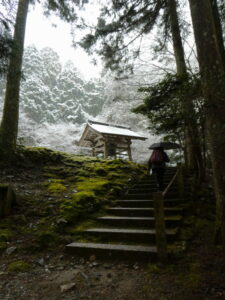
[{"left": 149, "top": 150, "right": 166, "bottom": 163}]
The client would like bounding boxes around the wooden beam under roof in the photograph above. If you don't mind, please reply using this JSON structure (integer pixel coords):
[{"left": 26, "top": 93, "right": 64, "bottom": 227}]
[{"left": 88, "top": 119, "right": 131, "bottom": 130}]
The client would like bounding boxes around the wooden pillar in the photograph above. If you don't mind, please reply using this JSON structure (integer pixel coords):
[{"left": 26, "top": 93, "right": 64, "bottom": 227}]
[
  {"left": 127, "top": 139, "right": 132, "bottom": 161},
  {"left": 153, "top": 191, "right": 167, "bottom": 263},
  {"left": 92, "top": 147, "right": 95, "bottom": 157},
  {"left": 104, "top": 139, "right": 109, "bottom": 159},
  {"left": 91, "top": 141, "right": 95, "bottom": 157}
]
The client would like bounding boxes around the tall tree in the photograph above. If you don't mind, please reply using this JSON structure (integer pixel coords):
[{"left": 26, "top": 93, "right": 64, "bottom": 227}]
[
  {"left": 0, "top": 0, "right": 29, "bottom": 158},
  {"left": 188, "top": 0, "right": 225, "bottom": 245},
  {"left": 0, "top": 0, "right": 15, "bottom": 75},
  {"left": 80, "top": 0, "right": 204, "bottom": 175},
  {"left": 167, "top": 0, "right": 204, "bottom": 178},
  {"left": 0, "top": 0, "right": 86, "bottom": 160}
]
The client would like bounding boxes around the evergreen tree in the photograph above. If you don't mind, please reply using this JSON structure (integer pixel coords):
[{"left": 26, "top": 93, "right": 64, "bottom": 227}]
[
  {"left": 0, "top": 0, "right": 91, "bottom": 160},
  {"left": 20, "top": 46, "right": 104, "bottom": 124},
  {"left": 0, "top": 0, "right": 15, "bottom": 75},
  {"left": 79, "top": 0, "right": 204, "bottom": 176},
  {"left": 167, "top": 0, "right": 204, "bottom": 179},
  {"left": 188, "top": 0, "right": 225, "bottom": 246},
  {"left": 0, "top": 0, "right": 29, "bottom": 158}
]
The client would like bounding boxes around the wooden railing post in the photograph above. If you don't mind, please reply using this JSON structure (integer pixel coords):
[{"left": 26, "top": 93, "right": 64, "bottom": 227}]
[
  {"left": 153, "top": 191, "right": 167, "bottom": 263},
  {"left": 177, "top": 163, "right": 184, "bottom": 200}
]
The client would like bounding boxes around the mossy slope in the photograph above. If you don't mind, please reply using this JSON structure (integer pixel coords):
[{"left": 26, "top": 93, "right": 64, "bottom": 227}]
[{"left": 0, "top": 146, "right": 146, "bottom": 252}]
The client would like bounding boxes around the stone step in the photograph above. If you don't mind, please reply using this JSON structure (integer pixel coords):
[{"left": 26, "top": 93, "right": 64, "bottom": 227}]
[
  {"left": 138, "top": 179, "right": 173, "bottom": 185},
  {"left": 129, "top": 187, "right": 178, "bottom": 194},
  {"left": 66, "top": 242, "right": 157, "bottom": 260},
  {"left": 82, "top": 227, "right": 178, "bottom": 243},
  {"left": 106, "top": 207, "right": 182, "bottom": 217},
  {"left": 97, "top": 215, "right": 182, "bottom": 228},
  {"left": 114, "top": 199, "right": 182, "bottom": 208},
  {"left": 133, "top": 181, "right": 177, "bottom": 188},
  {"left": 124, "top": 191, "right": 178, "bottom": 200}
]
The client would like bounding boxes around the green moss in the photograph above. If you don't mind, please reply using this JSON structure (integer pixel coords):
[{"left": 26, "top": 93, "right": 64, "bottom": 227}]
[
  {"left": 76, "top": 178, "right": 110, "bottom": 194},
  {"left": 0, "top": 241, "right": 8, "bottom": 253},
  {"left": 176, "top": 271, "right": 201, "bottom": 290},
  {"left": 35, "top": 231, "right": 59, "bottom": 249},
  {"left": 47, "top": 179, "right": 66, "bottom": 194},
  {"left": 8, "top": 260, "right": 31, "bottom": 272},
  {"left": 12, "top": 146, "right": 146, "bottom": 247},
  {"left": 146, "top": 263, "right": 162, "bottom": 274},
  {"left": 42, "top": 172, "right": 59, "bottom": 179},
  {"left": 48, "top": 183, "right": 66, "bottom": 193},
  {"left": 0, "top": 229, "right": 14, "bottom": 242},
  {"left": 60, "top": 191, "right": 97, "bottom": 222},
  {"left": 94, "top": 167, "right": 108, "bottom": 176},
  {"left": 72, "top": 190, "right": 96, "bottom": 202},
  {"left": 76, "top": 169, "right": 91, "bottom": 177},
  {"left": 69, "top": 220, "right": 99, "bottom": 232},
  {"left": 17, "top": 146, "right": 66, "bottom": 164}
]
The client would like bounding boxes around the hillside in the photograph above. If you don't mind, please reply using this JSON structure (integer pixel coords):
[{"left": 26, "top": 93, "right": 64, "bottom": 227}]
[
  {"left": 0, "top": 147, "right": 223, "bottom": 300},
  {"left": 0, "top": 146, "right": 146, "bottom": 254}
]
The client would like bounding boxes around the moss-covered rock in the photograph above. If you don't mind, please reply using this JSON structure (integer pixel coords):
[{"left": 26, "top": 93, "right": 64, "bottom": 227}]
[
  {"left": 76, "top": 178, "right": 110, "bottom": 194},
  {"left": 8, "top": 260, "right": 31, "bottom": 272},
  {"left": 60, "top": 191, "right": 97, "bottom": 222},
  {"left": 0, "top": 229, "right": 14, "bottom": 242},
  {"left": 48, "top": 183, "right": 66, "bottom": 194},
  {"left": 35, "top": 230, "right": 59, "bottom": 249},
  {"left": 0, "top": 241, "right": 8, "bottom": 254}
]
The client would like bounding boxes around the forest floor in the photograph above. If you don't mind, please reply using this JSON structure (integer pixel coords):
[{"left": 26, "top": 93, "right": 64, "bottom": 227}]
[
  {"left": 0, "top": 148, "right": 225, "bottom": 300},
  {"left": 1, "top": 223, "right": 225, "bottom": 300}
]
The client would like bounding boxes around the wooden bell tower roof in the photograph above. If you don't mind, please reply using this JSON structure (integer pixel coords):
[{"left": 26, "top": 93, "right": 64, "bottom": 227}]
[{"left": 79, "top": 120, "right": 147, "bottom": 148}]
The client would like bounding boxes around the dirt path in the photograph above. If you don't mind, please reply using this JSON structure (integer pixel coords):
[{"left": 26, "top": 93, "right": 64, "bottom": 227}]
[{"left": 1, "top": 222, "right": 225, "bottom": 300}]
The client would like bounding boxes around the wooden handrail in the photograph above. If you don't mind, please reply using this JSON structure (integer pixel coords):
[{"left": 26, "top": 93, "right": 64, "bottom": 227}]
[
  {"left": 153, "top": 164, "right": 183, "bottom": 263},
  {"left": 162, "top": 167, "right": 180, "bottom": 197}
]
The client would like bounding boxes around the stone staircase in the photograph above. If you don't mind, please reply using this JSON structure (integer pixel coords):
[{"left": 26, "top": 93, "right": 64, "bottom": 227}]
[{"left": 66, "top": 167, "right": 183, "bottom": 260}]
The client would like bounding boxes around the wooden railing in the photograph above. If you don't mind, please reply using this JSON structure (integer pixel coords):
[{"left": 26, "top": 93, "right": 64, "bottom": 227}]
[{"left": 153, "top": 164, "right": 184, "bottom": 263}]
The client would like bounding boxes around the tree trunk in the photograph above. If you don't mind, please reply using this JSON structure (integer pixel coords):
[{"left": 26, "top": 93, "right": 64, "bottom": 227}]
[
  {"left": 0, "top": 184, "right": 17, "bottom": 218},
  {"left": 210, "top": 0, "right": 225, "bottom": 65},
  {"left": 0, "top": 0, "right": 29, "bottom": 159},
  {"left": 168, "top": 0, "right": 204, "bottom": 180},
  {"left": 188, "top": 0, "right": 225, "bottom": 246}
]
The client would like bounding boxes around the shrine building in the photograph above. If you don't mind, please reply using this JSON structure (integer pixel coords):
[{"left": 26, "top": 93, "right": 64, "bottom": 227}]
[{"left": 78, "top": 120, "right": 147, "bottom": 161}]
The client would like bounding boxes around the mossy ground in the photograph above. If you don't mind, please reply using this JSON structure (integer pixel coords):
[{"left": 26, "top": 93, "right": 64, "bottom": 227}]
[
  {"left": 7, "top": 260, "right": 31, "bottom": 272},
  {"left": 0, "top": 146, "right": 146, "bottom": 252}
]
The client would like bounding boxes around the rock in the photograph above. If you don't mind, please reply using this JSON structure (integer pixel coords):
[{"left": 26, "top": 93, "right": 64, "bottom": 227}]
[
  {"left": 133, "top": 263, "right": 139, "bottom": 270},
  {"left": 36, "top": 258, "right": 45, "bottom": 266},
  {"left": 15, "top": 240, "right": 23, "bottom": 244},
  {"left": 5, "top": 246, "right": 17, "bottom": 255},
  {"left": 80, "top": 272, "right": 89, "bottom": 280},
  {"left": 60, "top": 282, "right": 76, "bottom": 293},
  {"left": 92, "top": 262, "right": 100, "bottom": 267},
  {"left": 79, "top": 258, "right": 85, "bottom": 264},
  {"left": 93, "top": 273, "right": 101, "bottom": 281},
  {"left": 89, "top": 255, "right": 96, "bottom": 262},
  {"left": 45, "top": 267, "right": 51, "bottom": 273},
  {"left": 103, "top": 264, "right": 111, "bottom": 269}
]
